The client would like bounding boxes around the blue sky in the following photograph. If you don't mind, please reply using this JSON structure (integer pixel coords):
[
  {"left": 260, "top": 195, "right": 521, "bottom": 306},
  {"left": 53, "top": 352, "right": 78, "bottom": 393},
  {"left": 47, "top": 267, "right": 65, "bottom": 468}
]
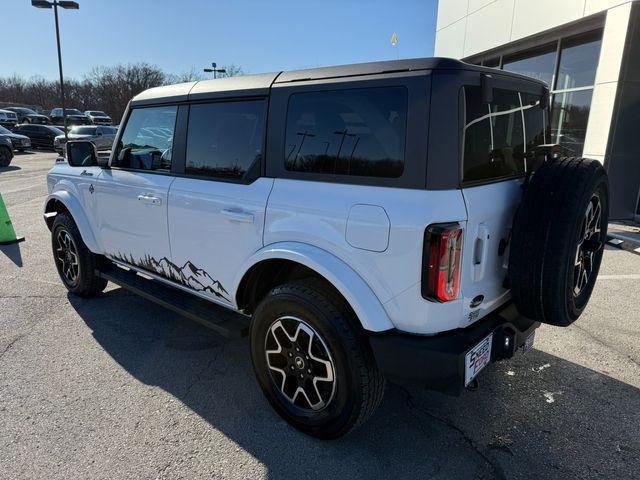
[{"left": 3, "top": 0, "right": 438, "bottom": 80}]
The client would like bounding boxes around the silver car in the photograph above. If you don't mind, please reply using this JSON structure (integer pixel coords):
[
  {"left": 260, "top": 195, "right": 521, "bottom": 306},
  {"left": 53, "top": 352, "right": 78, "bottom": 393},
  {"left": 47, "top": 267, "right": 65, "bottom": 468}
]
[
  {"left": 54, "top": 125, "right": 118, "bottom": 154},
  {"left": 84, "top": 110, "right": 113, "bottom": 126}
]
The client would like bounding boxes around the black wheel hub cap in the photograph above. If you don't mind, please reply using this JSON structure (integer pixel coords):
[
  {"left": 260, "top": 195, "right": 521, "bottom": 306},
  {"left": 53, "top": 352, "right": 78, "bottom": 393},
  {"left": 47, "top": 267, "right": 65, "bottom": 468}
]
[
  {"left": 573, "top": 194, "right": 602, "bottom": 297},
  {"left": 264, "top": 316, "right": 336, "bottom": 412},
  {"left": 55, "top": 229, "right": 79, "bottom": 286}
]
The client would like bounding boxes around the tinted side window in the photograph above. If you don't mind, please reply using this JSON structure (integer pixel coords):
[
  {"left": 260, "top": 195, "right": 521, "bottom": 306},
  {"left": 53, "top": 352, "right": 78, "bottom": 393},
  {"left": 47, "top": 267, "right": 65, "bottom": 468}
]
[
  {"left": 115, "top": 106, "right": 177, "bottom": 171},
  {"left": 463, "top": 86, "right": 544, "bottom": 183},
  {"left": 284, "top": 87, "right": 407, "bottom": 178},
  {"left": 185, "top": 100, "right": 265, "bottom": 181}
]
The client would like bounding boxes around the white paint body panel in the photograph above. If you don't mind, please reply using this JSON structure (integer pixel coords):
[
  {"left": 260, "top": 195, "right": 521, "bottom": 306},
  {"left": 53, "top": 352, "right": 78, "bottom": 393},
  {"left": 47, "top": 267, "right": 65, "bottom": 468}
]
[
  {"left": 167, "top": 177, "right": 274, "bottom": 307},
  {"left": 94, "top": 169, "right": 175, "bottom": 263},
  {"left": 460, "top": 179, "right": 523, "bottom": 325},
  {"left": 264, "top": 178, "right": 470, "bottom": 334}
]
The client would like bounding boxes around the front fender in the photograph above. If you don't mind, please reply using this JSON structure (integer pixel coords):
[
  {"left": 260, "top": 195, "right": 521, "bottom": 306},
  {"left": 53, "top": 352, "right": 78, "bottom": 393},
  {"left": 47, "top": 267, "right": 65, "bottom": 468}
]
[
  {"left": 43, "top": 190, "right": 100, "bottom": 253},
  {"left": 234, "top": 242, "right": 395, "bottom": 333}
]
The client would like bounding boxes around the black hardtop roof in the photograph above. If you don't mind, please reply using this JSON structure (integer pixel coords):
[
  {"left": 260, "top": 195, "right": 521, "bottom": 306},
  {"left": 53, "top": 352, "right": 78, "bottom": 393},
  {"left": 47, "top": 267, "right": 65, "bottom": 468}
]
[{"left": 130, "top": 57, "right": 547, "bottom": 106}]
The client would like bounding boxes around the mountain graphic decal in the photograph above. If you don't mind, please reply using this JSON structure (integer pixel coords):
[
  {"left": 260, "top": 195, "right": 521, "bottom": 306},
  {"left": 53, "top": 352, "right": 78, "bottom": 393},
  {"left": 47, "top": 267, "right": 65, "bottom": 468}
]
[{"left": 110, "top": 252, "right": 230, "bottom": 301}]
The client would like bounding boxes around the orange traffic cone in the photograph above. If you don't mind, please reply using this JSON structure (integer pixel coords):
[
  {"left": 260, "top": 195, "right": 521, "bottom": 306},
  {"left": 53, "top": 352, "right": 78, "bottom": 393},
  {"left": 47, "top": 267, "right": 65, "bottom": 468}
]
[{"left": 0, "top": 192, "right": 24, "bottom": 245}]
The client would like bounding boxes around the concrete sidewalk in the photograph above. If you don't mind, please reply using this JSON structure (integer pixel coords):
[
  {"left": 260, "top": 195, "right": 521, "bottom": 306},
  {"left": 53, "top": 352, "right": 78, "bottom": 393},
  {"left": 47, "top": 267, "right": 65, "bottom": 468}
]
[{"left": 608, "top": 221, "right": 640, "bottom": 253}]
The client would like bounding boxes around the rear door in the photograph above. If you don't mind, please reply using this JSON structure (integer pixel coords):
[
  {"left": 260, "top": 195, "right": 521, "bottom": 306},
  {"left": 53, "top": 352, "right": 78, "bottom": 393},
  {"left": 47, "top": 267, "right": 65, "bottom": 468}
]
[
  {"left": 460, "top": 85, "right": 547, "bottom": 324},
  {"left": 167, "top": 99, "right": 272, "bottom": 306},
  {"left": 94, "top": 105, "right": 179, "bottom": 267}
]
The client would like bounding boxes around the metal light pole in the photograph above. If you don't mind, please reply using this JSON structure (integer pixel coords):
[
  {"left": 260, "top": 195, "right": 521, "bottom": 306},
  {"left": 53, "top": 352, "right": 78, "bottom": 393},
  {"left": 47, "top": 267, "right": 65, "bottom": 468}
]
[
  {"left": 204, "top": 62, "right": 227, "bottom": 79},
  {"left": 31, "top": 0, "right": 79, "bottom": 143}
]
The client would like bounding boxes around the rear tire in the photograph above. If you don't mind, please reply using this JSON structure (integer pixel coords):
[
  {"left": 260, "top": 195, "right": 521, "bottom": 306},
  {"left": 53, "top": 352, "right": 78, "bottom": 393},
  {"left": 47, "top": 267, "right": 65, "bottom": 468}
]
[
  {"left": 250, "top": 280, "right": 385, "bottom": 439},
  {"left": 509, "top": 157, "right": 608, "bottom": 326},
  {"left": 51, "top": 213, "right": 108, "bottom": 297}
]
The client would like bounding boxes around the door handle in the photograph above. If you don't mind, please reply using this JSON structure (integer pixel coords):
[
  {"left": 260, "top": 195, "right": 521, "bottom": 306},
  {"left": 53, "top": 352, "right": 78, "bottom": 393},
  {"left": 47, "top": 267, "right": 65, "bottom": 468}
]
[
  {"left": 221, "top": 208, "right": 254, "bottom": 224},
  {"left": 137, "top": 194, "right": 162, "bottom": 206},
  {"left": 80, "top": 170, "right": 93, "bottom": 176},
  {"left": 473, "top": 224, "right": 490, "bottom": 282}
]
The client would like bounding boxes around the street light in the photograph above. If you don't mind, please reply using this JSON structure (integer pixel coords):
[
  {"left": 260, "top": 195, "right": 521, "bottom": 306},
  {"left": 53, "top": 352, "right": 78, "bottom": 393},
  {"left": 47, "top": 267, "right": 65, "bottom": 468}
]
[
  {"left": 203, "top": 62, "right": 227, "bottom": 79},
  {"left": 31, "top": 0, "right": 79, "bottom": 144}
]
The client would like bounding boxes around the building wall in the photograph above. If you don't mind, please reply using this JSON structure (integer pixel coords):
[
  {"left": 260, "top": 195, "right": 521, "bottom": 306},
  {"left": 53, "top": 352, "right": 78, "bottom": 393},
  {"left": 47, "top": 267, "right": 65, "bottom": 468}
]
[
  {"left": 435, "top": 0, "right": 635, "bottom": 59},
  {"left": 435, "top": 0, "right": 640, "bottom": 219}
]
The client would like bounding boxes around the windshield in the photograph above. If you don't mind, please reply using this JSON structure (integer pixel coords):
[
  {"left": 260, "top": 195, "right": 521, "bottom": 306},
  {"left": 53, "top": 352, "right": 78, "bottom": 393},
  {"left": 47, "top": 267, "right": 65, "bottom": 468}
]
[
  {"left": 65, "top": 109, "right": 83, "bottom": 115},
  {"left": 0, "top": 126, "right": 12, "bottom": 135},
  {"left": 88, "top": 111, "right": 107, "bottom": 116}
]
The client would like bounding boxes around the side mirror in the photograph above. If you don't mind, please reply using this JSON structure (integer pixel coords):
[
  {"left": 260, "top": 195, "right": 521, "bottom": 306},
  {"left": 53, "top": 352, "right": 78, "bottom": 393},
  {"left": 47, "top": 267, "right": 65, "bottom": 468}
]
[{"left": 66, "top": 140, "right": 98, "bottom": 167}]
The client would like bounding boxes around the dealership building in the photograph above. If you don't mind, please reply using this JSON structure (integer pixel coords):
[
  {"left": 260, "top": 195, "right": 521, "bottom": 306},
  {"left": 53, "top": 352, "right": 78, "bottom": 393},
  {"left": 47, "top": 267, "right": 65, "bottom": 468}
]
[{"left": 435, "top": 0, "right": 640, "bottom": 220}]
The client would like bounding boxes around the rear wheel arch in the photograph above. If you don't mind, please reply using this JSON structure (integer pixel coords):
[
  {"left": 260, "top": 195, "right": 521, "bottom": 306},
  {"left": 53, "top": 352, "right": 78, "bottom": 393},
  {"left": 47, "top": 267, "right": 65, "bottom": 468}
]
[{"left": 234, "top": 244, "right": 395, "bottom": 332}]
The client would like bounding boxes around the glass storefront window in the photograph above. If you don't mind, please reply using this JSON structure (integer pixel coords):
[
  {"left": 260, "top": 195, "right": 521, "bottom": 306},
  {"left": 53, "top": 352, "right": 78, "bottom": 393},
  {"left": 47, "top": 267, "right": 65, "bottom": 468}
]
[
  {"left": 503, "top": 43, "right": 557, "bottom": 87},
  {"left": 556, "top": 31, "right": 602, "bottom": 90},
  {"left": 549, "top": 89, "right": 594, "bottom": 155}
]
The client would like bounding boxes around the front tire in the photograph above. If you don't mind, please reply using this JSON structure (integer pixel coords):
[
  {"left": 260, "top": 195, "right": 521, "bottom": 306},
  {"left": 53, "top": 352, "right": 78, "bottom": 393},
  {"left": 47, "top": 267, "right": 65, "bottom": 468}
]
[
  {"left": 51, "top": 213, "right": 108, "bottom": 297},
  {"left": 250, "top": 280, "right": 385, "bottom": 439}
]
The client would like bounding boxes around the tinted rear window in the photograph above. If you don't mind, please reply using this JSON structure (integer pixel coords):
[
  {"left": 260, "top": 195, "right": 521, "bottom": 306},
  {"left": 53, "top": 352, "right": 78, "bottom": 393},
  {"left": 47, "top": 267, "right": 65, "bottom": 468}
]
[
  {"left": 462, "top": 86, "right": 546, "bottom": 183},
  {"left": 284, "top": 87, "right": 407, "bottom": 178}
]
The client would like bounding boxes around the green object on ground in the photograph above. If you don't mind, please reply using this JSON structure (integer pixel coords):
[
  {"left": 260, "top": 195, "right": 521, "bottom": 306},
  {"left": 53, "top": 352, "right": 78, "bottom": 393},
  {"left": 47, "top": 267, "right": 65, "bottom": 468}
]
[{"left": 0, "top": 192, "right": 25, "bottom": 245}]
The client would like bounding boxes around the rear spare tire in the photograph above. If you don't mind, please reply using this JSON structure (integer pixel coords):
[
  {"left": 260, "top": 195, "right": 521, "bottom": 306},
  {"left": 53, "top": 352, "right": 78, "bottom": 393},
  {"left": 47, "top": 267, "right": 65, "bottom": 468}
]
[{"left": 509, "top": 157, "right": 608, "bottom": 326}]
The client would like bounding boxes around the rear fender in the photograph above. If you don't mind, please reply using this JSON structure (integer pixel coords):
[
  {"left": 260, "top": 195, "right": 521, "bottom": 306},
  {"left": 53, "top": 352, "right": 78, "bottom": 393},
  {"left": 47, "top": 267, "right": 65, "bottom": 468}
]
[{"left": 234, "top": 242, "right": 395, "bottom": 332}]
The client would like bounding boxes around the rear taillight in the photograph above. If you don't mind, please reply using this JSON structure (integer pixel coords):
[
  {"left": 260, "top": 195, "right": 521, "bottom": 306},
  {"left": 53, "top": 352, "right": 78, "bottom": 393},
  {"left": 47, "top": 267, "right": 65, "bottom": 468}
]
[{"left": 422, "top": 223, "right": 463, "bottom": 302}]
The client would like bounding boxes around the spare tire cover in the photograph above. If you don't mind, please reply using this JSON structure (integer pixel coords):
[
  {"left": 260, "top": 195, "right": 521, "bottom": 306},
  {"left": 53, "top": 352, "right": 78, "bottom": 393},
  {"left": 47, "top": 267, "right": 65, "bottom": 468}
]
[{"left": 509, "top": 157, "right": 609, "bottom": 326}]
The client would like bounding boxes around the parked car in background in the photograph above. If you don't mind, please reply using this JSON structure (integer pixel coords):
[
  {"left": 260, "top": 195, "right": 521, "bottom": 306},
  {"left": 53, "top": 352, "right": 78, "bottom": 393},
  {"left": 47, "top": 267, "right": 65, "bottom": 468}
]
[
  {"left": 54, "top": 125, "right": 118, "bottom": 153},
  {"left": 13, "top": 124, "right": 64, "bottom": 149},
  {"left": 0, "top": 137, "right": 13, "bottom": 167},
  {"left": 4, "top": 106, "right": 49, "bottom": 125},
  {"left": 49, "top": 108, "right": 91, "bottom": 127},
  {"left": 84, "top": 110, "right": 113, "bottom": 125},
  {"left": 0, "top": 125, "right": 31, "bottom": 151},
  {"left": 0, "top": 110, "right": 19, "bottom": 129}
]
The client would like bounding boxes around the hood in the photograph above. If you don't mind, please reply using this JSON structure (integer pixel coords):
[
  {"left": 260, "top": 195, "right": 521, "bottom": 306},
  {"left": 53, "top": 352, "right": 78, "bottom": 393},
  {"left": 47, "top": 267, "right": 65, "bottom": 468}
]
[{"left": 26, "top": 113, "right": 48, "bottom": 118}]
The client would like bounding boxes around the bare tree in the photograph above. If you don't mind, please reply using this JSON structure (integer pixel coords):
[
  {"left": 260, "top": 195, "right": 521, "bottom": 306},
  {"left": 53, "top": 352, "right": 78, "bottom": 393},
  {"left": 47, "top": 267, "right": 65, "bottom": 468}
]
[{"left": 0, "top": 62, "right": 244, "bottom": 123}]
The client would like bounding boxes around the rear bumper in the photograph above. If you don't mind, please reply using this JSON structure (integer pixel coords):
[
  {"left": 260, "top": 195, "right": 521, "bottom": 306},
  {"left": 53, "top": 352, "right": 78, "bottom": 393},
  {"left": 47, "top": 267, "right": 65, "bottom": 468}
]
[{"left": 369, "top": 302, "right": 539, "bottom": 395}]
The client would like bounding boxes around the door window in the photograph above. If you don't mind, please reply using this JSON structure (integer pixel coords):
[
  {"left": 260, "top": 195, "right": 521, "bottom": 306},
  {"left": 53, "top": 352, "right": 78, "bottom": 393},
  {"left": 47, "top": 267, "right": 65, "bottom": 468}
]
[
  {"left": 114, "top": 106, "right": 177, "bottom": 171},
  {"left": 185, "top": 100, "right": 266, "bottom": 181},
  {"left": 284, "top": 87, "right": 407, "bottom": 178}
]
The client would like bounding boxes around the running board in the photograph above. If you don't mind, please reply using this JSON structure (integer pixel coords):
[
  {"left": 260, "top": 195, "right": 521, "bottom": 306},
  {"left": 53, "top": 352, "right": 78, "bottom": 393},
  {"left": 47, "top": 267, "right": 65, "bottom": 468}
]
[{"left": 97, "top": 263, "right": 250, "bottom": 338}]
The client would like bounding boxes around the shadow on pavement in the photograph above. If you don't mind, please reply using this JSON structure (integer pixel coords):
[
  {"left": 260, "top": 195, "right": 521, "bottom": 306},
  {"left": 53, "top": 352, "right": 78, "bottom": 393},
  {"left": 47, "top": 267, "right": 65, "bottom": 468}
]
[
  {"left": 0, "top": 243, "right": 24, "bottom": 266},
  {"left": 68, "top": 288, "right": 640, "bottom": 480},
  {"left": 0, "top": 165, "right": 21, "bottom": 172}
]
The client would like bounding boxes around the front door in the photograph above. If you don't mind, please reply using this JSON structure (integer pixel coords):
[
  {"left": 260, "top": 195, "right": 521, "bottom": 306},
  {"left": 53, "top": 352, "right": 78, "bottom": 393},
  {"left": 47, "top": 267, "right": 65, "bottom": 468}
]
[
  {"left": 94, "top": 105, "right": 179, "bottom": 271},
  {"left": 168, "top": 99, "right": 271, "bottom": 306}
]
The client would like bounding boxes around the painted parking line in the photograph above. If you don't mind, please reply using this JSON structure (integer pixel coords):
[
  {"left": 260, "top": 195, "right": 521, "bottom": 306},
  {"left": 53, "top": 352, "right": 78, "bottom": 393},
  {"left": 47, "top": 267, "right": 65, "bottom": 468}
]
[{"left": 597, "top": 274, "right": 640, "bottom": 280}]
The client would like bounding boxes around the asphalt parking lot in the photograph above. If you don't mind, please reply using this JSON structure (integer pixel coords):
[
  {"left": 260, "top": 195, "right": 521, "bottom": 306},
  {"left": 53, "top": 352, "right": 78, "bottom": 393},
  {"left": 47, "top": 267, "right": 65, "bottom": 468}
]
[{"left": 1, "top": 151, "right": 639, "bottom": 480}]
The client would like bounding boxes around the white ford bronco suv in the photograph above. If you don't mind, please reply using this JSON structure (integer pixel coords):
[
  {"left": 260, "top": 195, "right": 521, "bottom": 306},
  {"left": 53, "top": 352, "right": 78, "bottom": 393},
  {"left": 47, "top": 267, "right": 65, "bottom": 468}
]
[{"left": 45, "top": 58, "right": 608, "bottom": 439}]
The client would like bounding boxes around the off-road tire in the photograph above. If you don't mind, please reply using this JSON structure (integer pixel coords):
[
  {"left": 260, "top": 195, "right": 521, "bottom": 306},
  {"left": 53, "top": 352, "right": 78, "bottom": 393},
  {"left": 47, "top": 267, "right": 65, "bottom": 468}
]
[
  {"left": 0, "top": 146, "right": 12, "bottom": 167},
  {"left": 250, "top": 280, "right": 385, "bottom": 439},
  {"left": 51, "top": 212, "right": 108, "bottom": 297},
  {"left": 509, "top": 157, "right": 608, "bottom": 326}
]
